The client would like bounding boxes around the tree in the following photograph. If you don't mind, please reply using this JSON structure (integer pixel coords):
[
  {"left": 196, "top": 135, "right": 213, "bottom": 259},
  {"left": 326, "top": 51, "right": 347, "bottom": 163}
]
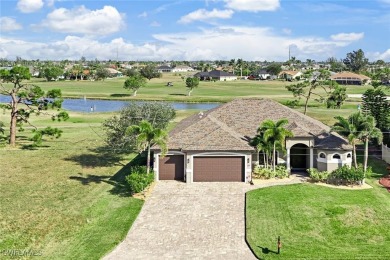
[
  {"left": 249, "top": 132, "right": 272, "bottom": 169},
  {"left": 123, "top": 74, "right": 147, "bottom": 96},
  {"left": 42, "top": 66, "right": 64, "bottom": 81},
  {"left": 362, "top": 88, "right": 390, "bottom": 131},
  {"left": 103, "top": 102, "right": 176, "bottom": 153},
  {"left": 327, "top": 57, "right": 345, "bottom": 72},
  {"left": 343, "top": 49, "right": 368, "bottom": 72},
  {"left": 0, "top": 66, "right": 69, "bottom": 146},
  {"left": 326, "top": 83, "right": 347, "bottom": 109},
  {"left": 185, "top": 77, "right": 199, "bottom": 96},
  {"left": 285, "top": 71, "right": 335, "bottom": 115},
  {"left": 357, "top": 114, "right": 383, "bottom": 173},
  {"left": 332, "top": 113, "right": 361, "bottom": 168},
  {"left": 140, "top": 65, "right": 162, "bottom": 80},
  {"left": 95, "top": 68, "right": 110, "bottom": 81},
  {"left": 127, "top": 120, "right": 167, "bottom": 174},
  {"left": 258, "top": 119, "right": 293, "bottom": 171},
  {"left": 124, "top": 68, "right": 139, "bottom": 77},
  {"left": 266, "top": 63, "right": 282, "bottom": 76}
]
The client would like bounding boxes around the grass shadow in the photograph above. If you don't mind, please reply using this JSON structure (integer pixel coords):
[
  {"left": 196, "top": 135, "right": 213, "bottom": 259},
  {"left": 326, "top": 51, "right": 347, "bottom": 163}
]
[
  {"left": 169, "top": 93, "right": 186, "bottom": 96},
  {"left": 20, "top": 144, "right": 50, "bottom": 150},
  {"left": 69, "top": 153, "right": 147, "bottom": 197},
  {"left": 257, "top": 246, "right": 278, "bottom": 255},
  {"left": 110, "top": 93, "right": 131, "bottom": 98}
]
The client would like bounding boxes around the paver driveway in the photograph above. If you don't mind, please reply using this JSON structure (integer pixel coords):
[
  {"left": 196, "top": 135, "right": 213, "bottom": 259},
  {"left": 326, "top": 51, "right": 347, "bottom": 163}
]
[{"left": 103, "top": 181, "right": 256, "bottom": 260}]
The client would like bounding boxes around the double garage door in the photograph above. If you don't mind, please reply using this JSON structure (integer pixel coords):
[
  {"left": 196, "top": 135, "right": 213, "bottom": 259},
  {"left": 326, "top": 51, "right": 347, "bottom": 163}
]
[{"left": 158, "top": 155, "right": 244, "bottom": 182}]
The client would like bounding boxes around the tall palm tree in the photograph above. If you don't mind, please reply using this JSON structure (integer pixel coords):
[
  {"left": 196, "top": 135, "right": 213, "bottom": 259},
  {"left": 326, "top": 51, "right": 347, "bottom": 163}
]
[
  {"left": 127, "top": 120, "right": 168, "bottom": 174},
  {"left": 258, "top": 119, "right": 293, "bottom": 171},
  {"left": 357, "top": 115, "right": 383, "bottom": 173},
  {"left": 249, "top": 133, "right": 272, "bottom": 169},
  {"left": 332, "top": 114, "right": 360, "bottom": 168}
]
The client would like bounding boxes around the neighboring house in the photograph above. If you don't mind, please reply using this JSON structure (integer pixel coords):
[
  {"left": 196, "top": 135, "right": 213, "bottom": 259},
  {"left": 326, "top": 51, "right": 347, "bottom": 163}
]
[
  {"left": 152, "top": 98, "right": 352, "bottom": 183},
  {"left": 172, "top": 65, "right": 194, "bottom": 73},
  {"left": 278, "top": 70, "right": 303, "bottom": 80},
  {"left": 157, "top": 65, "right": 172, "bottom": 73},
  {"left": 106, "top": 68, "right": 123, "bottom": 77},
  {"left": 253, "top": 69, "right": 271, "bottom": 80},
  {"left": 194, "top": 70, "right": 237, "bottom": 81},
  {"left": 330, "top": 72, "right": 371, "bottom": 85}
]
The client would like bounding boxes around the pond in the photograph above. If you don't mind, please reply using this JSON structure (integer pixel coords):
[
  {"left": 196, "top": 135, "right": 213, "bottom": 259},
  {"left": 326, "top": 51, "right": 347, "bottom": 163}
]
[{"left": 0, "top": 95, "right": 220, "bottom": 112}]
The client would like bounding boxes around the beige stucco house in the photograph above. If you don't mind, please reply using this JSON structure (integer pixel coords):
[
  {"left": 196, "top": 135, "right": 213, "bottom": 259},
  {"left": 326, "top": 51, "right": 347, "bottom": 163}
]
[{"left": 152, "top": 98, "right": 352, "bottom": 183}]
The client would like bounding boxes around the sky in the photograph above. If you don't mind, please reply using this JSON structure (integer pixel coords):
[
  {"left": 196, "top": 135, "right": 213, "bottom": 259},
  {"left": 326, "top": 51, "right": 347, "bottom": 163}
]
[{"left": 0, "top": 0, "right": 389, "bottom": 62}]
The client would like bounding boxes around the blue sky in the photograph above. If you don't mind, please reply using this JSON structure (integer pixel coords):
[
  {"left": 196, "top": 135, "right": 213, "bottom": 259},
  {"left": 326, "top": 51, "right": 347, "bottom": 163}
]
[{"left": 0, "top": 0, "right": 389, "bottom": 61}]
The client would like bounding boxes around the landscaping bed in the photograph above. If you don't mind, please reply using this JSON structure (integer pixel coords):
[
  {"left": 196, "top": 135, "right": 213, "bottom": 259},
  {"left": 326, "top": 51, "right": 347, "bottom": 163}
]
[{"left": 379, "top": 175, "right": 390, "bottom": 192}]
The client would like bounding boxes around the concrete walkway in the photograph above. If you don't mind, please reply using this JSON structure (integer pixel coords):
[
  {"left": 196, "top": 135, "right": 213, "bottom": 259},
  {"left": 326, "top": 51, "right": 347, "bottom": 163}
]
[{"left": 104, "top": 177, "right": 304, "bottom": 260}]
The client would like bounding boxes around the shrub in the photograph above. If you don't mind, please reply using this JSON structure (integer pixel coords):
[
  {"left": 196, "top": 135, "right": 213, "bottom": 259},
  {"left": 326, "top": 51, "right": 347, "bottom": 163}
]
[
  {"left": 285, "top": 99, "right": 300, "bottom": 108},
  {"left": 275, "top": 165, "right": 289, "bottom": 179},
  {"left": 125, "top": 166, "right": 154, "bottom": 194},
  {"left": 253, "top": 165, "right": 289, "bottom": 179},
  {"left": 307, "top": 168, "right": 330, "bottom": 182},
  {"left": 328, "top": 165, "right": 365, "bottom": 185}
]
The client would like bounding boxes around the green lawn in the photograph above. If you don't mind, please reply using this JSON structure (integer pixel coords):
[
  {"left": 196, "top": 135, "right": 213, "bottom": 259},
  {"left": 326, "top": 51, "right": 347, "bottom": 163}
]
[
  {"left": 246, "top": 158, "right": 390, "bottom": 260},
  {"left": 17, "top": 73, "right": 389, "bottom": 103},
  {"left": 0, "top": 111, "right": 145, "bottom": 259}
]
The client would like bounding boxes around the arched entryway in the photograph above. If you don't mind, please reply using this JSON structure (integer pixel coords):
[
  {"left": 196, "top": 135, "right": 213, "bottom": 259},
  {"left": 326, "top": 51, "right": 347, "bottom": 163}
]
[{"left": 290, "top": 143, "right": 309, "bottom": 171}]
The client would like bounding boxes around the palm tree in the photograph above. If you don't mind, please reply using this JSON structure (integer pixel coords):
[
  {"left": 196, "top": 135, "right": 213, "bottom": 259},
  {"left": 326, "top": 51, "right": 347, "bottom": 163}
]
[
  {"left": 332, "top": 114, "right": 360, "bottom": 168},
  {"left": 258, "top": 119, "right": 293, "bottom": 171},
  {"left": 249, "top": 133, "right": 272, "bottom": 169},
  {"left": 127, "top": 120, "right": 168, "bottom": 174},
  {"left": 357, "top": 115, "right": 383, "bottom": 173}
]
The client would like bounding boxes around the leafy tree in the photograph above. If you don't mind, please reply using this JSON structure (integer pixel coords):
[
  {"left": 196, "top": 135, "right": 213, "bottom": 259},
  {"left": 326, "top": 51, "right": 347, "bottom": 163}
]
[
  {"left": 0, "top": 121, "right": 4, "bottom": 135},
  {"left": 327, "top": 57, "right": 345, "bottom": 72},
  {"left": 42, "top": 66, "right": 64, "bottom": 81},
  {"left": 266, "top": 63, "right": 282, "bottom": 75},
  {"left": 362, "top": 88, "right": 390, "bottom": 131},
  {"left": 103, "top": 102, "right": 176, "bottom": 153},
  {"left": 0, "top": 66, "right": 69, "bottom": 146},
  {"left": 185, "top": 77, "right": 199, "bottom": 96},
  {"left": 343, "top": 49, "right": 368, "bottom": 72},
  {"left": 326, "top": 83, "right": 347, "bottom": 109},
  {"left": 332, "top": 113, "right": 361, "bottom": 168},
  {"left": 258, "top": 119, "right": 293, "bottom": 171},
  {"left": 123, "top": 74, "right": 147, "bottom": 96},
  {"left": 124, "top": 68, "right": 139, "bottom": 77},
  {"left": 127, "top": 120, "right": 167, "bottom": 174},
  {"left": 140, "top": 65, "right": 162, "bottom": 80},
  {"left": 95, "top": 68, "right": 110, "bottom": 81},
  {"left": 285, "top": 71, "right": 335, "bottom": 115}
]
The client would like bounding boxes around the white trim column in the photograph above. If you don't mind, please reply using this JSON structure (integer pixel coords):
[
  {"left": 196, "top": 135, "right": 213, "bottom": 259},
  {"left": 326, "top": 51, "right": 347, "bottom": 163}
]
[
  {"left": 154, "top": 154, "right": 160, "bottom": 181},
  {"left": 309, "top": 147, "right": 313, "bottom": 169},
  {"left": 286, "top": 148, "right": 290, "bottom": 172},
  {"left": 186, "top": 154, "right": 193, "bottom": 183}
]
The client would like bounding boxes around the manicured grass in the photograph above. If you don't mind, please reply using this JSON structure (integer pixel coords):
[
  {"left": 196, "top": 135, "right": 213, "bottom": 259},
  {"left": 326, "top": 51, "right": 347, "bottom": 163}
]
[
  {"left": 18, "top": 73, "right": 389, "bottom": 103},
  {"left": 246, "top": 158, "right": 390, "bottom": 260},
  {"left": 0, "top": 111, "right": 145, "bottom": 259}
]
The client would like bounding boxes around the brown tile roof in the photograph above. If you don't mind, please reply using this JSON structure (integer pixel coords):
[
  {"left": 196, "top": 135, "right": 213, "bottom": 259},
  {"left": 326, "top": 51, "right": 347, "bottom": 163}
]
[
  {"left": 165, "top": 98, "right": 351, "bottom": 151},
  {"left": 330, "top": 71, "right": 371, "bottom": 81}
]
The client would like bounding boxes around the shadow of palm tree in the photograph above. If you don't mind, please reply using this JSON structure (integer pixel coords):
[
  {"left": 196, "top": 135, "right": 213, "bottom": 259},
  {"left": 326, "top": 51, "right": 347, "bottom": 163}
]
[{"left": 69, "top": 153, "right": 147, "bottom": 197}]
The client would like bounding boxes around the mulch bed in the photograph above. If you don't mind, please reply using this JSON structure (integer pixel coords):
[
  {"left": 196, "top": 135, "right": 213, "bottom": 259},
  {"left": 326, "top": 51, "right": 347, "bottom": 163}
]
[{"left": 379, "top": 174, "right": 390, "bottom": 192}]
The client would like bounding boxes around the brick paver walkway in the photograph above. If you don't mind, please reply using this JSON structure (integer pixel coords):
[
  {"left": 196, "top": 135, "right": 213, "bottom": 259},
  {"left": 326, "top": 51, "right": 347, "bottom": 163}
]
[{"left": 104, "top": 177, "right": 304, "bottom": 260}]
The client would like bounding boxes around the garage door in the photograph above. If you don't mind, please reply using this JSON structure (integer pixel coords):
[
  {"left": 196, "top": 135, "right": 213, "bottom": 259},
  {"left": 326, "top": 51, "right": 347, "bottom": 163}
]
[
  {"left": 159, "top": 155, "right": 184, "bottom": 180},
  {"left": 193, "top": 156, "right": 244, "bottom": 182}
]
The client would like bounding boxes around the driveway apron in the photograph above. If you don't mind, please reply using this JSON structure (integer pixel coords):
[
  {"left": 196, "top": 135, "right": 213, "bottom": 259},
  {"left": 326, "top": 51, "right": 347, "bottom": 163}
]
[{"left": 103, "top": 181, "right": 257, "bottom": 260}]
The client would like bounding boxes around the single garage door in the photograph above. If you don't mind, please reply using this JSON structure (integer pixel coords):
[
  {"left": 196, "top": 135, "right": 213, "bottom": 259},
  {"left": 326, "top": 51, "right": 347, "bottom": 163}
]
[
  {"left": 159, "top": 155, "right": 184, "bottom": 180},
  {"left": 193, "top": 156, "right": 244, "bottom": 182}
]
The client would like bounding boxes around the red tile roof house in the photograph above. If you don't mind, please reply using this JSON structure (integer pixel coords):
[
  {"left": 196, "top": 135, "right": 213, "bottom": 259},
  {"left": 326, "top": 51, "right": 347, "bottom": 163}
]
[{"left": 152, "top": 98, "right": 352, "bottom": 183}]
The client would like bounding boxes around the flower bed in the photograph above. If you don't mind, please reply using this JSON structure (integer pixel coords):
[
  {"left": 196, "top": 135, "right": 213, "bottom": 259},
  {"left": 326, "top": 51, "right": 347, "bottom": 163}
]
[{"left": 379, "top": 175, "right": 390, "bottom": 192}]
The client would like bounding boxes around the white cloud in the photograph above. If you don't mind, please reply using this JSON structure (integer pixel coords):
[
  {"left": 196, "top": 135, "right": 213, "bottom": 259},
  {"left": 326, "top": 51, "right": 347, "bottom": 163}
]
[
  {"left": 17, "top": 0, "right": 44, "bottom": 13},
  {"left": 224, "top": 0, "right": 280, "bottom": 12},
  {"left": 282, "top": 28, "right": 292, "bottom": 35},
  {"left": 39, "top": 5, "right": 125, "bottom": 36},
  {"left": 0, "top": 17, "right": 23, "bottom": 32},
  {"left": 178, "top": 9, "right": 234, "bottom": 24},
  {"left": 330, "top": 32, "right": 364, "bottom": 42},
  {"left": 0, "top": 26, "right": 385, "bottom": 61},
  {"left": 138, "top": 12, "right": 147, "bottom": 18},
  {"left": 45, "top": 0, "right": 55, "bottom": 7},
  {"left": 368, "top": 49, "right": 390, "bottom": 61}
]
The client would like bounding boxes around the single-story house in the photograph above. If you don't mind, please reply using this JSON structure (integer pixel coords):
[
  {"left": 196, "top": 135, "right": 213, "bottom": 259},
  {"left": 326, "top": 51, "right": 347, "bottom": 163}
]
[
  {"left": 106, "top": 68, "right": 123, "bottom": 77},
  {"left": 157, "top": 65, "right": 172, "bottom": 73},
  {"left": 152, "top": 98, "right": 352, "bottom": 183},
  {"left": 194, "top": 70, "right": 237, "bottom": 81},
  {"left": 278, "top": 70, "right": 302, "bottom": 80},
  {"left": 172, "top": 65, "right": 194, "bottom": 72},
  {"left": 330, "top": 72, "right": 371, "bottom": 85}
]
